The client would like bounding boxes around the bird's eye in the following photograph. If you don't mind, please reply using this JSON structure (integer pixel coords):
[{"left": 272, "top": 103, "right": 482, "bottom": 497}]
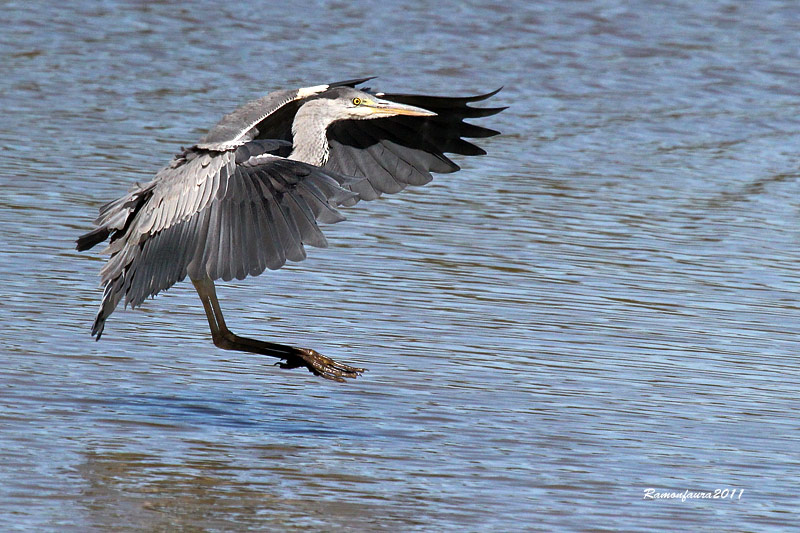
[{"left": 352, "top": 97, "right": 362, "bottom": 106}]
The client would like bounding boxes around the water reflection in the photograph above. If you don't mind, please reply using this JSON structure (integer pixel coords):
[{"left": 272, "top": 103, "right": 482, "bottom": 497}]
[{"left": 78, "top": 447, "right": 394, "bottom": 531}]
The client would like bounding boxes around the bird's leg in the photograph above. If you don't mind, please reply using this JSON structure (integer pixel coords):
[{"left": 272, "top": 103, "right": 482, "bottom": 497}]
[{"left": 191, "top": 277, "right": 364, "bottom": 382}]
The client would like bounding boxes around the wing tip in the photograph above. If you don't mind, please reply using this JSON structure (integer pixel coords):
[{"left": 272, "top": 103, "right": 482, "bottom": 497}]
[
  {"left": 330, "top": 77, "right": 377, "bottom": 88},
  {"left": 468, "top": 86, "right": 504, "bottom": 102},
  {"left": 76, "top": 227, "right": 111, "bottom": 252},
  {"left": 91, "top": 315, "right": 105, "bottom": 340}
]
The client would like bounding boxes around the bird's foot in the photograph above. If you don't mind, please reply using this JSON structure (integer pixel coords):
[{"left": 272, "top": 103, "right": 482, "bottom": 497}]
[{"left": 279, "top": 348, "right": 365, "bottom": 382}]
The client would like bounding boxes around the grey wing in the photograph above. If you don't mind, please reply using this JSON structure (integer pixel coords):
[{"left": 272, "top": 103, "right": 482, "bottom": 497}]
[
  {"left": 82, "top": 144, "right": 359, "bottom": 339},
  {"left": 324, "top": 89, "right": 505, "bottom": 203},
  {"left": 189, "top": 154, "right": 359, "bottom": 283},
  {"left": 197, "top": 89, "right": 303, "bottom": 150},
  {"left": 197, "top": 78, "right": 375, "bottom": 150}
]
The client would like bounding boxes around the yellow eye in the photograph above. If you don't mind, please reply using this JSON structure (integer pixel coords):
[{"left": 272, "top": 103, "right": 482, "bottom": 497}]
[{"left": 352, "top": 97, "right": 362, "bottom": 106}]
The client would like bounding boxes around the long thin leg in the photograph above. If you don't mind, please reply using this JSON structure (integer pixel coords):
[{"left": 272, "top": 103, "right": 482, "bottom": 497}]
[{"left": 192, "top": 277, "right": 364, "bottom": 382}]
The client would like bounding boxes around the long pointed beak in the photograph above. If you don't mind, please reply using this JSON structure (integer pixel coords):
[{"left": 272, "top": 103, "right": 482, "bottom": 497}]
[{"left": 368, "top": 98, "right": 436, "bottom": 117}]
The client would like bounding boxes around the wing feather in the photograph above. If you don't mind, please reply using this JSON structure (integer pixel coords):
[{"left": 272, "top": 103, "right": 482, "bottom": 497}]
[
  {"left": 286, "top": 192, "right": 328, "bottom": 248},
  {"left": 324, "top": 89, "right": 504, "bottom": 202},
  {"left": 219, "top": 195, "right": 236, "bottom": 281},
  {"left": 245, "top": 201, "right": 266, "bottom": 276},
  {"left": 297, "top": 180, "right": 346, "bottom": 224},
  {"left": 260, "top": 190, "right": 286, "bottom": 270},
  {"left": 273, "top": 193, "right": 306, "bottom": 263},
  {"left": 79, "top": 145, "right": 360, "bottom": 338}
]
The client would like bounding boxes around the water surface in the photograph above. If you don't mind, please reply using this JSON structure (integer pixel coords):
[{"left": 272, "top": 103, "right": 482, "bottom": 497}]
[{"left": 1, "top": 0, "right": 799, "bottom": 530}]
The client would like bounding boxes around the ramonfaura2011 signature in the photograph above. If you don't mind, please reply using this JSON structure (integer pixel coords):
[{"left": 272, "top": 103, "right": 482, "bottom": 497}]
[{"left": 643, "top": 488, "right": 744, "bottom": 501}]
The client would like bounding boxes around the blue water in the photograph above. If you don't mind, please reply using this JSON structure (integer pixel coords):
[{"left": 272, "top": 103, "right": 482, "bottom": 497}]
[{"left": 2, "top": 0, "right": 799, "bottom": 530}]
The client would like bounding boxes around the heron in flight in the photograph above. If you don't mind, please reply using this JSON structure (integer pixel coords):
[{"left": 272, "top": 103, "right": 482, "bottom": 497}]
[{"left": 77, "top": 78, "right": 504, "bottom": 381}]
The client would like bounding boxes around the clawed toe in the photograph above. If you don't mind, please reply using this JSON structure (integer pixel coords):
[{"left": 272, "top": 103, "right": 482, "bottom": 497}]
[{"left": 280, "top": 348, "right": 365, "bottom": 382}]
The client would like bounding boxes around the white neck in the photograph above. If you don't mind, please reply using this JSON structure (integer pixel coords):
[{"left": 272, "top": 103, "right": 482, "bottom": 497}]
[{"left": 288, "top": 100, "right": 336, "bottom": 166}]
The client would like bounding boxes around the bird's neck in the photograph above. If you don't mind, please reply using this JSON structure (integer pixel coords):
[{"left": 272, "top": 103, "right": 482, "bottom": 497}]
[{"left": 288, "top": 102, "right": 333, "bottom": 167}]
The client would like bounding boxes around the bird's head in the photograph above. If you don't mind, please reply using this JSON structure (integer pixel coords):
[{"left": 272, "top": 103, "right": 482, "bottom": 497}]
[{"left": 319, "top": 87, "right": 437, "bottom": 120}]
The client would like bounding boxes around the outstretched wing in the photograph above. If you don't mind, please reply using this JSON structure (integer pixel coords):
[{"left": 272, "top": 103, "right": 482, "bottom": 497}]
[
  {"left": 323, "top": 89, "right": 505, "bottom": 201},
  {"left": 197, "top": 78, "right": 374, "bottom": 151},
  {"left": 79, "top": 141, "right": 360, "bottom": 339}
]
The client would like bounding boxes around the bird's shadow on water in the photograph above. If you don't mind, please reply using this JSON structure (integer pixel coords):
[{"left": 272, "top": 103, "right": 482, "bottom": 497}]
[
  {"left": 116, "top": 394, "right": 260, "bottom": 429},
  {"left": 107, "top": 392, "right": 373, "bottom": 438}
]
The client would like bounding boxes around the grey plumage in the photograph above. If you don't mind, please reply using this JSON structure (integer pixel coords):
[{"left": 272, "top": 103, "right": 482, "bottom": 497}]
[
  {"left": 84, "top": 147, "right": 357, "bottom": 338},
  {"left": 77, "top": 78, "right": 504, "bottom": 356}
]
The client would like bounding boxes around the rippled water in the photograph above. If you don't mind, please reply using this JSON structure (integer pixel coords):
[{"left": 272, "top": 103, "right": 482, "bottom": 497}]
[{"left": 2, "top": 0, "right": 799, "bottom": 530}]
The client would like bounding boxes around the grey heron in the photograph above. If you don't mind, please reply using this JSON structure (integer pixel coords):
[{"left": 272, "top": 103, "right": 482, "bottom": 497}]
[{"left": 77, "top": 78, "right": 504, "bottom": 381}]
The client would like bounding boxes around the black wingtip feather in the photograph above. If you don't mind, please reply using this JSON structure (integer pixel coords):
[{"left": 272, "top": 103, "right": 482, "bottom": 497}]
[
  {"left": 378, "top": 87, "right": 504, "bottom": 110},
  {"left": 464, "top": 87, "right": 504, "bottom": 102},
  {"left": 76, "top": 227, "right": 110, "bottom": 251},
  {"left": 463, "top": 106, "right": 508, "bottom": 119}
]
